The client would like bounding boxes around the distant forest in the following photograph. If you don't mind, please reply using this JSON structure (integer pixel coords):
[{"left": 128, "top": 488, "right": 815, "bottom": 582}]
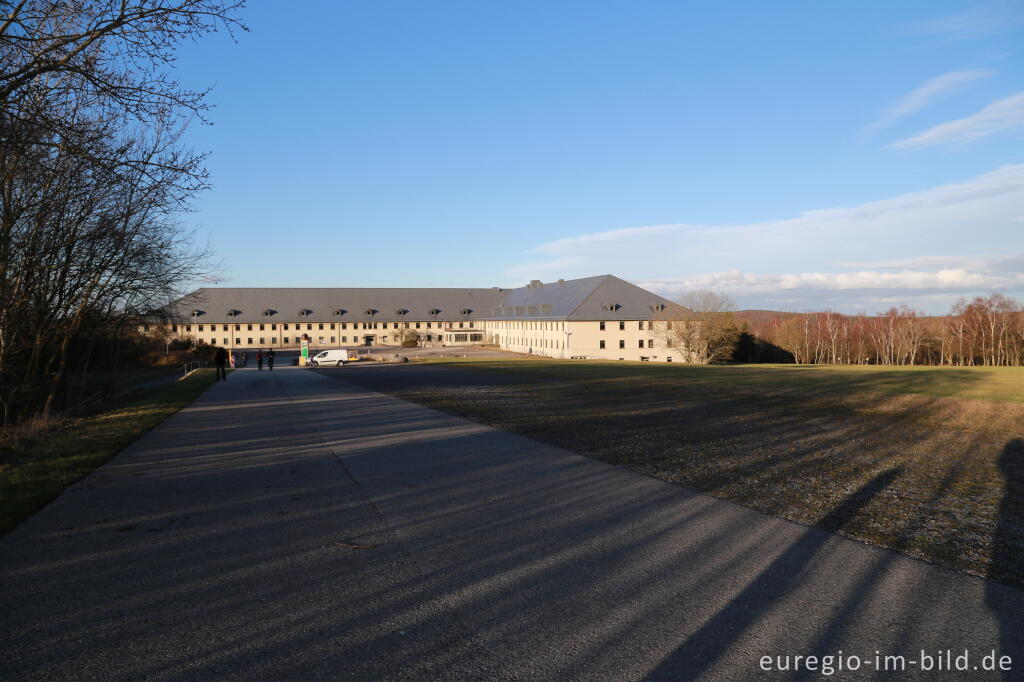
[{"left": 732, "top": 293, "right": 1023, "bottom": 366}]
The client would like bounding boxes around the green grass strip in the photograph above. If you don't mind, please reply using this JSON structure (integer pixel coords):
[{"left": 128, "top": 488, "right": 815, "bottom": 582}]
[{"left": 0, "top": 369, "right": 220, "bottom": 536}]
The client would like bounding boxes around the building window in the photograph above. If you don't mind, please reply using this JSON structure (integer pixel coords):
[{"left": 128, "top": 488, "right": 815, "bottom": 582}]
[
  {"left": 223, "top": 338, "right": 228, "bottom": 345},
  {"left": 319, "top": 323, "right": 324, "bottom": 330},
  {"left": 247, "top": 324, "right": 252, "bottom": 331},
  {"left": 599, "top": 321, "right": 605, "bottom": 331},
  {"left": 235, "top": 338, "right": 241, "bottom": 344},
  {"left": 648, "top": 339, "right": 654, "bottom": 348},
  {"left": 185, "top": 325, "right": 191, "bottom": 332},
  {"left": 330, "top": 323, "right": 335, "bottom": 330},
  {"left": 222, "top": 324, "right": 228, "bottom": 331},
  {"left": 666, "top": 357, "right": 673, "bottom": 362},
  {"left": 619, "top": 321, "right": 625, "bottom": 330},
  {"left": 259, "top": 337, "right": 264, "bottom": 344},
  {"left": 341, "top": 323, "right": 347, "bottom": 330},
  {"left": 197, "top": 324, "right": 204, "bottom": 331},
  {"left": 271, "top": 323, "right": 277, "bottom": 330},
  {"left": 330, "top": 336, "right": 335, "bottom": 343},
  {"left": 417, "top": 322, "right": 422, "bottom": 328},
  {"left": 283, "top": 337, "right": 289, "bottom": 343},
  {"left": 235, "top": 324, "right": 240, "bottom": 331},
  {"left": 284, "top": 324, "right": 289, "bottom": 330},
  {"left": 342, "top": 336, "right": 347, "bottom": 342},
  {"left": 639, "top": 340, "right": 644, "bottom": 348},
  {"left": 307, "top": 323, "right": 312, "bottom": 330},
  {"left": 271, "top": 337, "right": 277, "bottom": 344},
  {"left": 600, "top": 340, "right": 606, "bottom": 349},
  {"left": 247, "top": 338, "right": 253, "bottom": 344},
  {"left": 619, "top": 340, "right": 625, "bottom": 349},
  {"left": 459, "top": 322, "right": 464, "bottom": 328},
  {"left": 259, "top": 324, "right": 265, "bottom": 331},
  {"left": 318, "top": 336, "right": 324, "bottom": 344},
  {"left": 404, "top": 322, "right": 410, "bottom": 328}
]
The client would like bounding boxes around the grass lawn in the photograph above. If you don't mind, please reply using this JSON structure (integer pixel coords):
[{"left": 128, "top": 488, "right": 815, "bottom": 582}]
[
  {"left": 425, "top": 358, "right": 1024, "bottom": 403},
  {"left": 371, "top": 359, "right": 1024, "bottom": 589},
  {"left": 0, "top": 369, "right": 220, "bottom": 536}
]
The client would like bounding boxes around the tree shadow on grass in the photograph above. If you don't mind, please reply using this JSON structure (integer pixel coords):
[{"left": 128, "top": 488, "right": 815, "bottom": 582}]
[
  {"left": 644, "top": 467, "right": 903, "bottom": 680},
  {"left": 988, "top": 439, "right": 1024, "bottom": 677}
]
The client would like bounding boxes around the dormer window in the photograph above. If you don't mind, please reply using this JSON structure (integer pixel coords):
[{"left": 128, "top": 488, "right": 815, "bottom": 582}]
[
  {"left": 649, "top": 303, "right": 666, "bottom": 312},
  {"left": 262, "top": 308, "right": 276, "bottom": 317},
  {"left": 602, "top": 302, "right": 620, "bottom": 312},
  {"left": 365, "top": 308, "right": 378, "bottom": 316},
  {"left": 395, "top": 308, "right": 409, "bottom": 317},
  {"left": 460, "top": 308, "right": 472, "bottom": 316},
  {"left": 299, "top": 309, "right": 313, "bottom": 317},
  {"left": 334, "top": 308, "right": 346, "bottom": 316},
  {"left": 429, "top": 308, "right": 441, "bottom": 317},
  {"left": 226, "top": 309, "right": 241, "bottom": 317}
]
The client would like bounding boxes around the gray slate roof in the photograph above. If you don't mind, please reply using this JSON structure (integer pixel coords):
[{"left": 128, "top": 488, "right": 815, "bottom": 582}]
[
  {"left": 483, "top": 275, "right": 689, "bottom": 320},
  {"left": 165, "top": 275, "right": 691, "bottom": 323}
]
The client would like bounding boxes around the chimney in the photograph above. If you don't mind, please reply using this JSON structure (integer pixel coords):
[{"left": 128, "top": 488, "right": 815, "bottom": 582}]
[{"left": 529, "top": 279, "right": 542, "bottom": 289}]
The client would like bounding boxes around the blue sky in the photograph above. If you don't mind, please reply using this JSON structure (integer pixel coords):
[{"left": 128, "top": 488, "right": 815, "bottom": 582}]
[{"left": 174, "top": 1, "right": 1024, "bottom": 313}]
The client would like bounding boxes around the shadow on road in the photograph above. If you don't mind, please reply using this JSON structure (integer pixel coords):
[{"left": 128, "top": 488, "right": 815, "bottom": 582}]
[
  {"left": 644, "top": 468, "right": 902, "bottom": 680},
  {"left": 988, "top": 439, "right": 1024, "bottom": 679},
  {"left": 1, "top": 369, "right": 1021, "bottom": 680}
]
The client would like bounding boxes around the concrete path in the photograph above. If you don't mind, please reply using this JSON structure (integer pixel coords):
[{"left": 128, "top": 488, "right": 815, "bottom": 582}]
[{"left": 1, "top": 366, "right": 1021, "bottom": 680}]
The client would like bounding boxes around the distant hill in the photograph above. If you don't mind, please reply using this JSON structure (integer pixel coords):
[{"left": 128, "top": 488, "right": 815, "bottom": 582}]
[
  {"left": 735, "top": 310, "right": 801, "bottom": 326},
  {"left": 735, "top": 310, "right": 947, "bottom": 324}
]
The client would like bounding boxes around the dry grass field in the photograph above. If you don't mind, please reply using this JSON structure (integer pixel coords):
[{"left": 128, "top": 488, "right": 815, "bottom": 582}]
[{"left": 347, "top": 359, "right": 1024, "bottom": 589}]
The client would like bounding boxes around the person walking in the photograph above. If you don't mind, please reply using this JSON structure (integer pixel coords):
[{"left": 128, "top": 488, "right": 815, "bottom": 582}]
[
  {"left": 257, "top": 350, "right": 264, "bottom": 371},
  {"left": 242, "top": 351, "right": 247, "bottom": 368},
  {"left": 267, "top": 348, "right": 276, "bottom": 371},
  {"left": 214, "top": 346, "right": 228, "bottom": 381}
]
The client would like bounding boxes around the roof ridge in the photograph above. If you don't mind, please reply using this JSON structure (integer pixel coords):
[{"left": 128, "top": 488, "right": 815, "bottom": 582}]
[{"left": 565, "top": 274, "right": 614, "bottom": 318}]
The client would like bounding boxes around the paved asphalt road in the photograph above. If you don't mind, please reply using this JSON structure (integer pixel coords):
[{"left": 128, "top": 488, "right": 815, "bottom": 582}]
[{"left": 1, "top": 365, "right": 1022, "bottom": 680}]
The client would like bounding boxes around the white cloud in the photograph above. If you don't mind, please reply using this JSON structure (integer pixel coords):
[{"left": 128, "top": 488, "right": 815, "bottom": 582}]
[
  {"left": 869, "top": 70, "right": 993, "bottom": 131},
  {"left": 638, "top": 265, "right": 1021, "bottom": 298},
  {"left": 915, "top": 2, "right": 1024, "bottom": 42},
  {"left": 891, "top": 92, "right": 1024, "bottom": 149},
  {"left": 507, "top": 166, "right": 1024, "bottom": 313}
]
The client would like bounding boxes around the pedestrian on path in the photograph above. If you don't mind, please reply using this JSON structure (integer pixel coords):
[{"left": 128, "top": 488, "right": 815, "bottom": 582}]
[
  {"left": 214, "top": 347, "right": 228, "bottom": 381},
  {"left": 267, "top": 349, "right": 276, "bottom": 370},
  {"left": 242, "top": 351, "right": 248, "bottom": 367},
  {"left": 257, "top": 350, "right": 264, "bottom": 371}
]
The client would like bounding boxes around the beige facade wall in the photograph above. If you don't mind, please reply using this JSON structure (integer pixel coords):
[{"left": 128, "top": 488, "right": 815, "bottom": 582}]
[
  {"left": 480, "top": 319, "right": 688, "bottom": 362},
  {"left": 153, "top": 318, "right": 484, "bottom": 350},
  {"left": 150, "top": 317, "right": 690, "bottom": 363}
]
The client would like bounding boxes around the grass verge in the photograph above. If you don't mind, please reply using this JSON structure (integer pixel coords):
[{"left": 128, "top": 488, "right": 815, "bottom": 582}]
[
  {"left": 0, "top": 369, "right": 220, "bottom": 536},
  {"left": 368, "top": 359, "right": 1024, "bottom": 589}
]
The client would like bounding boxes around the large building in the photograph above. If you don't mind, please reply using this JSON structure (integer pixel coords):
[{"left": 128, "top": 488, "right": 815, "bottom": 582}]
[{"left": 155, "top": 274, "right": 696, "bottom": 362}]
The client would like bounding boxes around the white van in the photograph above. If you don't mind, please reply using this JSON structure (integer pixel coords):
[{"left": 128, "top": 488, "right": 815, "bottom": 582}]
[{"left": 309, "top": 349, "right": 354, "bottom": 367}]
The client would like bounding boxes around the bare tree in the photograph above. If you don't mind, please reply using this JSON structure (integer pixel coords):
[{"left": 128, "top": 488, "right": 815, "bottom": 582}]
[
  {"left": 0, "top": 1, "right": 245, "bottom": 425},
  {"left": 658, "top": 290, "right": 740, "bottom": 364}
]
